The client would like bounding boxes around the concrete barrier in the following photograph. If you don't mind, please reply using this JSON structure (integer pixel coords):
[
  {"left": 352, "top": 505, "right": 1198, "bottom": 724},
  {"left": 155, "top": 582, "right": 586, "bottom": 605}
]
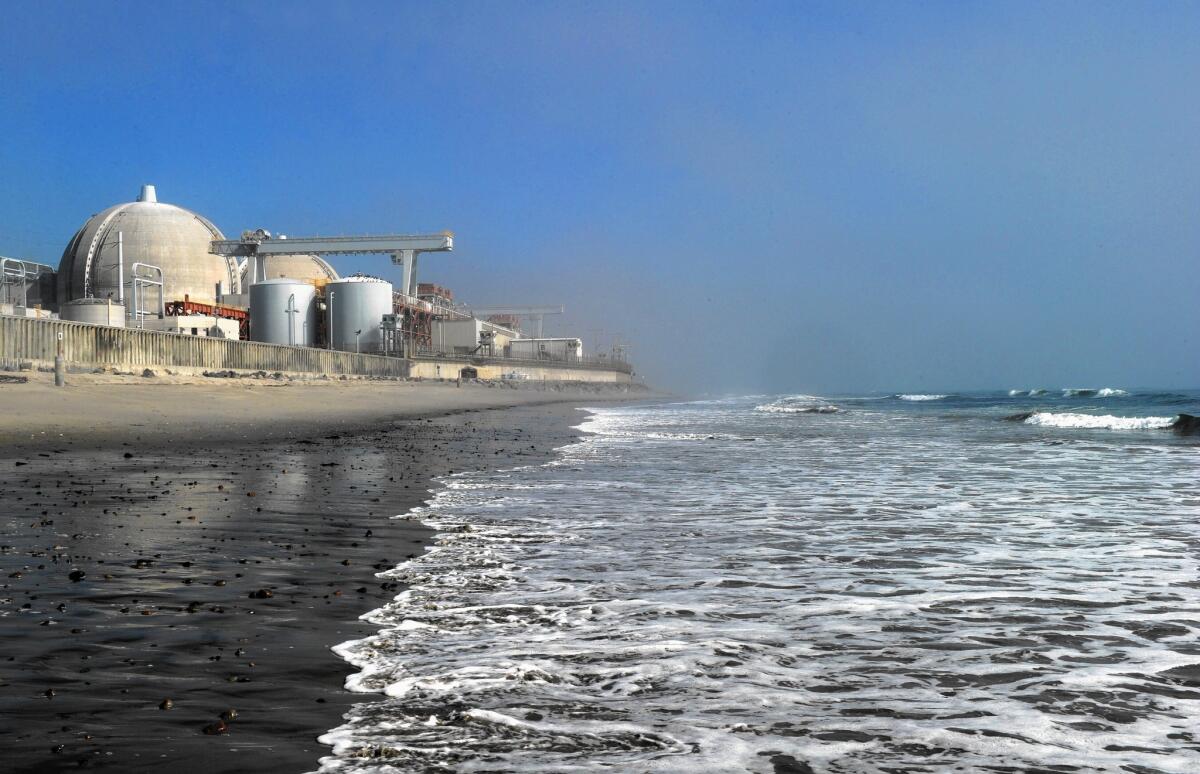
[
  {"left": 0, "top": 314, "right": 409, "bottom": 377},
  {"left": 0, "top": 315, "right": 634, "bottom": 383}
]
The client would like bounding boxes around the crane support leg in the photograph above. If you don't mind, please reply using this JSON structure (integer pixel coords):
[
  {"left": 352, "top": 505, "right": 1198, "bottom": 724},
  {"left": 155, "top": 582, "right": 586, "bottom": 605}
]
[{"left": 392, "top": 250, "right": 420, "bottom": 296}]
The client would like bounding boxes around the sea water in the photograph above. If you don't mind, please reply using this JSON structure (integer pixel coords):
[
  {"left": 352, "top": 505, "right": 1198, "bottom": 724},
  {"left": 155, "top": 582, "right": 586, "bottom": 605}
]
[{"left": 319, "top": 390, "right": 1200, "bottom": 773}]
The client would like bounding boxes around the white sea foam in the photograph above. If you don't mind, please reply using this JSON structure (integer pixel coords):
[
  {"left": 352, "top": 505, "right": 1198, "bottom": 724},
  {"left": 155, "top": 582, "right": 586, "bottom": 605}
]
[
  {"left": 754, "top": 403, "right": 839, "bottom": 414},
  {"left": 1008, "top": 388, "right": 1049, "bottom": 397},
  {"left": 896, "top": 393, "right": 948, "bottom": 401},
  {"left": 320, "top": 397, "right": 1200, "bottom": 774},
  {"left": 1023, "top": 412, "right": 1175, "bottom": 430}
]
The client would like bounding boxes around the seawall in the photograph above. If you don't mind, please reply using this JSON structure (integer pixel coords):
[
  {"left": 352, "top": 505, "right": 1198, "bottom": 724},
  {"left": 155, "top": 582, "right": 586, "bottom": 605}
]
[{"left": 0, "top": 314, "right": 632, "bottom": 383}]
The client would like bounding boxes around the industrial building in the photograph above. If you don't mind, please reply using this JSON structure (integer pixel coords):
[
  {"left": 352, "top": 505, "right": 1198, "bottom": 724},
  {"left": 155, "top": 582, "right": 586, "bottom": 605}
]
[
  {"left": 0, "top": 184, "right": 632, "bottom": 381},
  {"left": 431, "top": 318, "right": 520, "bottom": 356}
]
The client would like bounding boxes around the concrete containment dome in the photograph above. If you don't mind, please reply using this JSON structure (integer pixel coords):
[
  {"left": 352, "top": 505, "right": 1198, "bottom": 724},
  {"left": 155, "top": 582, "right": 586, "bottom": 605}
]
[
  {"left": 56, "top": 185, "right": 239, "bottom": 307},
  {"left": 239, "top": 254, "right": 339, "bottom": 287}
]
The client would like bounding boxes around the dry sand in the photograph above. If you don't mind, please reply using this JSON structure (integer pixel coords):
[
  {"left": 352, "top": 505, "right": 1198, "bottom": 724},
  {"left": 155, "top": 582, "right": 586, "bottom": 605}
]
[
  {"left": 0, "top": 370, "right": 651, "bottom": 452},
  {"left": 0, "top": 373, "right": 654, "bottom": 772}
]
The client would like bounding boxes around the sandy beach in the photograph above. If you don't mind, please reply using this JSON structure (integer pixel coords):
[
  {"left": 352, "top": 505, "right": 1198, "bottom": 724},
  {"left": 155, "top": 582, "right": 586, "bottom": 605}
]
[
  {"left": 0, "top": 370, "right": 648, "bottom": 452},
  {"left": 0, "top": 373, "right": 649, "bottom": 772}
]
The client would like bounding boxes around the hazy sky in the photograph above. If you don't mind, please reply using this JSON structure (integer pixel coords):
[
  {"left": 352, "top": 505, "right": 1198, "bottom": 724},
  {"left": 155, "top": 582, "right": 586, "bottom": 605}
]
[{"left": 2, "top": 2, "right": 1197, "bottom": 393}]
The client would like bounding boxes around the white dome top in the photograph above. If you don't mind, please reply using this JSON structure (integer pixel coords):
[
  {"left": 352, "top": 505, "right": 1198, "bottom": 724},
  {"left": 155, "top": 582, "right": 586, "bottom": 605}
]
[
  {"left": 57, "top": 185, "right": 239, "bottom": 306},
  {"left": 239, "top": 253, "right": 339, "bottom": 287}
]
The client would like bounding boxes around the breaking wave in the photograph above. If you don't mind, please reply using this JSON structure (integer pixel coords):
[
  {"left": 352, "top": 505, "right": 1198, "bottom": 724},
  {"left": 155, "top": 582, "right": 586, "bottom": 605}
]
[
  {"left": 1022, "top": 412, "right": 1176, "bottom": 430},
  {"left": 754, "top": 395, "right": 840, "bottom": 414},
  {"left": 1008, "top": 388, "right": 1049, "bottom": 397},
  {"left": 1062, "top": 387, "right": 1128, "bottom": 398},
  {"left": 754, "top": 404, "right": 840, "bottom": 414},
  {"left": 895, "top": 393, "right": 948, "bottom": 401}
]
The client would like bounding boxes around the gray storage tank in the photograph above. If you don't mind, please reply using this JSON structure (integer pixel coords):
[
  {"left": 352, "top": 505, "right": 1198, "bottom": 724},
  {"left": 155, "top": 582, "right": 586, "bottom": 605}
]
[
  {"left": 60, "top": 298, "right": 126, "bottom": 327},
  {"left": 325, "top": 275, "right": 392, "bottom": 353},
  {"left": 250, "top": 279, "right": 317, "bottom": 347}
]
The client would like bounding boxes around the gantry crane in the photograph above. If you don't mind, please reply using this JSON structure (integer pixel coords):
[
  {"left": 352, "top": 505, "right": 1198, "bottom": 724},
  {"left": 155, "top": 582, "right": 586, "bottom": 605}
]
[
  {"left": 467, "top": 305, "right": 564, "bottom": 337},
  {"left": 211, "top": 230, "right": 454, "bottom": 349},
  {"left": 210, "top": 230, "right": 453, "bottom": 296}
]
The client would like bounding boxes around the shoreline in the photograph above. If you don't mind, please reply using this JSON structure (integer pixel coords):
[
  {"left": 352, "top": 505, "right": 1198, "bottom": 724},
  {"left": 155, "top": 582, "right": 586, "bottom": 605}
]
[{"left": 0, "top": 378, "right": 626, "bottom": 773}]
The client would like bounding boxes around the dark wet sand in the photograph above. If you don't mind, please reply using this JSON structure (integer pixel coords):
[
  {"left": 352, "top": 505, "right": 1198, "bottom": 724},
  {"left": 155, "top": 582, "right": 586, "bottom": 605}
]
[{"left": 0, "top": 403, "right": 586, "bottom": 773}]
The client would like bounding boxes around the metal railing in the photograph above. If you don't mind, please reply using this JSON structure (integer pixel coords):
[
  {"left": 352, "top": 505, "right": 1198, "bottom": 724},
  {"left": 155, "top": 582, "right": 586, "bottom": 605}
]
[
  {"left": 0, "top": 258, "right": 30, "bottom": 307},
  {"left": 0, "top": 258, "right": 54, "bottom": 308}
]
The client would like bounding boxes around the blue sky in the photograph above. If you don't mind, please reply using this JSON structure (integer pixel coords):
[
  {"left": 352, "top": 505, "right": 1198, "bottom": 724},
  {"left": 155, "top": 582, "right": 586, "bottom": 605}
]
[{"left": 2, "top": 1, "right": 1197, "bottom": 392}]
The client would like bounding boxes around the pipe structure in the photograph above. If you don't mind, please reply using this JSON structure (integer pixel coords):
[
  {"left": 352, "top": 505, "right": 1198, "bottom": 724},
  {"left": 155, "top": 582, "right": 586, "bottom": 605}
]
[
  {"left": 285, "top": 293, "right": 298, "bottom": 347},
  {"left": 327, "top": 290, "right": 335, "bottom": 350},
  {"left": 117, "top": 231, "right": 125, "bottom": 304},
  {"left": 130, "top": 263, "right": 165, "bottom": 328}
]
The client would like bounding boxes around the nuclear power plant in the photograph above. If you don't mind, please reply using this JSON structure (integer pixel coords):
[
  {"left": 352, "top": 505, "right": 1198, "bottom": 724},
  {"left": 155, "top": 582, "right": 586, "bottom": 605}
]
[{"left": 0, "top": 185, "right": 631, "bottom": 382}]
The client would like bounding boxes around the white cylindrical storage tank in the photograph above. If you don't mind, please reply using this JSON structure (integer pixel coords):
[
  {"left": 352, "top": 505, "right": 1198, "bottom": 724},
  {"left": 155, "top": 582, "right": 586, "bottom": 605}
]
[
  {"left": 325, "top": 276, "right": 393, "bottom": 353},
  {"left": 60, "top": 298, "right": 126, "bottom": 327},
  {"left": 250, "top": 279, "right": 317, "bottom": 347}
]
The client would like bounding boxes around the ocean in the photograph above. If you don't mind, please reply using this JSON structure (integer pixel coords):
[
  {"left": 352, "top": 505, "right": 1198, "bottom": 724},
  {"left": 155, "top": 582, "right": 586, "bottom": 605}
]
[{"left": 319, "top": 389, "right": 1200, "bottom": 773}]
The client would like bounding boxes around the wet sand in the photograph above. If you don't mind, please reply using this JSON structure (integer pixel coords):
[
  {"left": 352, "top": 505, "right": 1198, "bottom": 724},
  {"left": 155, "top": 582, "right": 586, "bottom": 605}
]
[{"left": 0, "top": 378, "right": 609, "bottom": 772}]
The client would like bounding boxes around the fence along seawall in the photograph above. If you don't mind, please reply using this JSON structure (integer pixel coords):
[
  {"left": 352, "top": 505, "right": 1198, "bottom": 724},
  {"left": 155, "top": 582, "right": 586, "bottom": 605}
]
[
  {"left": 0, "top": 314, "right": 408, "bottom": 377},
  {"left": 0, "top": 315, "right": 634, "bottom": 383}
]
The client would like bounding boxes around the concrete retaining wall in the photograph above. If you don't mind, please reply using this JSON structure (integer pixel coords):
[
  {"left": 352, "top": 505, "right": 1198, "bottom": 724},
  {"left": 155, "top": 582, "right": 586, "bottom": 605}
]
[
  {"left": 0, "top": 314, "right": 634, "bottom": 383},
  {"left": 0, "top": 314, "right": 409, "bottom": 377}
]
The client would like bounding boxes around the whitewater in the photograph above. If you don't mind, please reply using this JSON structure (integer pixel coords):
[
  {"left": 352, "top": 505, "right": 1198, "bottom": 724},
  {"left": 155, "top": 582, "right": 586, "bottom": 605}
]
[{"left": 319, "top": 390, "right": 1200, "bottom": 774}]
